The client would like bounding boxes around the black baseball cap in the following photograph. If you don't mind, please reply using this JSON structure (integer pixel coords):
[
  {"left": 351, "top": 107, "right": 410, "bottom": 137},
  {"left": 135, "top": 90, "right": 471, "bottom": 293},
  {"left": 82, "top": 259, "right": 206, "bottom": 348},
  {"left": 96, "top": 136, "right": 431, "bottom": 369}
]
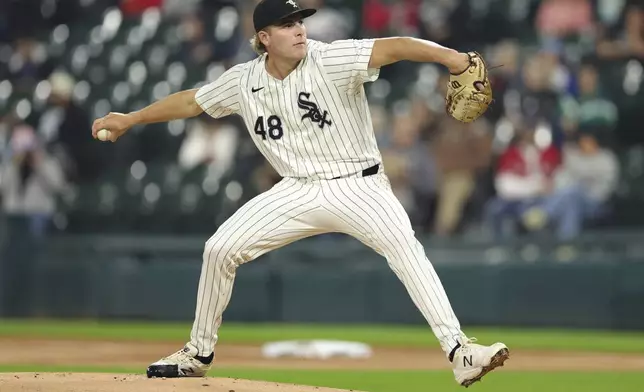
[{"left": 253, "top": 0, "right": 317, "bottom": 33}]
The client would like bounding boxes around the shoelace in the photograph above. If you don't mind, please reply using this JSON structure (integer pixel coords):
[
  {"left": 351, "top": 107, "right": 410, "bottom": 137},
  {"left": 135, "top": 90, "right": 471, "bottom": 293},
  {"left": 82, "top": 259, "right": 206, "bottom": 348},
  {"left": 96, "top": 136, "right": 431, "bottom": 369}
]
[
  {"left": 458, "top": 337, "right": 478, "bottom": 354},
  {"left": 169, "top": 347, "right": 195, "bottom": 362}
]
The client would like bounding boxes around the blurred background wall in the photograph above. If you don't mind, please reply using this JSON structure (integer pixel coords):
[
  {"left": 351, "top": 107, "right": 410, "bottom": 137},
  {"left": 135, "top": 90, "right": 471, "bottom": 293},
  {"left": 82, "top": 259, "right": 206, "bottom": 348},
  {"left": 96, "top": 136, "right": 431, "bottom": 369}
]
[{"left": 0, "top": 0, "right": 643, "bottom": 329}]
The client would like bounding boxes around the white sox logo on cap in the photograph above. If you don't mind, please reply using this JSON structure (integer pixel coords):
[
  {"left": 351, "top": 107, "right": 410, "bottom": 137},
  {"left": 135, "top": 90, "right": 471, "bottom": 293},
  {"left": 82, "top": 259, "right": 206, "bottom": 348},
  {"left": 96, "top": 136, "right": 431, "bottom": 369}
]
[{"left": 286, "top": 0, "right": 298, "bottom": 8}]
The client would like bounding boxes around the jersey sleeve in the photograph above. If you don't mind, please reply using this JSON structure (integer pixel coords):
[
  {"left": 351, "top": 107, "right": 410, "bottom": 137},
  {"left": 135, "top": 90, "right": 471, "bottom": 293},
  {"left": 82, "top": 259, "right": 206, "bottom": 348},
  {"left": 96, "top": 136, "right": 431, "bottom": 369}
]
[
  {"left": 195, "top": 64, "right": 243, "bottom": 118},
  {"left": 319, "top": 39, "right": 380, "bottom": 91}
]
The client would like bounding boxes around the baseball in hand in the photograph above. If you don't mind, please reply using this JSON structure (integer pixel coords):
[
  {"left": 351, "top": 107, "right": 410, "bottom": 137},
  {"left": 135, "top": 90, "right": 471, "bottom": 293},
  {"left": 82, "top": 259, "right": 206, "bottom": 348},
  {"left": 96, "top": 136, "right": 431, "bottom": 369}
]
[{"left": 97, "top": 129, "right": 112, "bottom": 141}]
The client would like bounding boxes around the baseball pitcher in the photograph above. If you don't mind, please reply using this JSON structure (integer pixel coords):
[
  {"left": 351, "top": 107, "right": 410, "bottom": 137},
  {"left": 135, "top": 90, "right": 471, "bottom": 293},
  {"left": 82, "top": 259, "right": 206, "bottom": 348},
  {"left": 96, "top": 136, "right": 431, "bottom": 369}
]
[{"left": 92, "top": 0, "right": 507, "bottom": 387}]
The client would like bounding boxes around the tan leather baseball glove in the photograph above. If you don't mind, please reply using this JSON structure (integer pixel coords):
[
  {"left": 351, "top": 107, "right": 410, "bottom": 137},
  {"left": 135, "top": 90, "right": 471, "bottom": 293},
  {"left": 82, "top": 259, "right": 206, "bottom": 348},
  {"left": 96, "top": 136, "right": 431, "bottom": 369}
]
[{"left": 445, "top": 51, "right": 493, "bottom": 123}]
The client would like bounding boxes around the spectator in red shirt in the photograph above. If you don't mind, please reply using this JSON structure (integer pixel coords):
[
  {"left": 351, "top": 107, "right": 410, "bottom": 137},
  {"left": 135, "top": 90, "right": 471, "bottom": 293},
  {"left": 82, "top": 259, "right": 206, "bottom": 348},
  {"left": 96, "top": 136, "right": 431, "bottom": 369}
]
[{"left": 483, "top": 122, "right": 561, "bottom": 239}]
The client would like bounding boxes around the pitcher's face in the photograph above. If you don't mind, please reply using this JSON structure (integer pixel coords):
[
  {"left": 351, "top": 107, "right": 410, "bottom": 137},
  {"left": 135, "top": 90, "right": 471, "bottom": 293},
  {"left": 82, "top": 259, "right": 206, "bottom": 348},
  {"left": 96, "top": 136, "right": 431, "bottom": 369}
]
[{"left": 261, "top": 17, "right": 307, "bottom": 61}]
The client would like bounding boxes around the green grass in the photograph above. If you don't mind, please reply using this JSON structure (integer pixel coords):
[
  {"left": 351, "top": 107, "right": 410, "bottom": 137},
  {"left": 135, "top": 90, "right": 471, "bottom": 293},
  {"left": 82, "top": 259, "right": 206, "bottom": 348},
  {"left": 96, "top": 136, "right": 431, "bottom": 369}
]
[
  {"left": 0, "top": 366, "right": 641, "bottom": 392},
  {"left": 1, "top": 319, "right": 644, "bottom": 353}
]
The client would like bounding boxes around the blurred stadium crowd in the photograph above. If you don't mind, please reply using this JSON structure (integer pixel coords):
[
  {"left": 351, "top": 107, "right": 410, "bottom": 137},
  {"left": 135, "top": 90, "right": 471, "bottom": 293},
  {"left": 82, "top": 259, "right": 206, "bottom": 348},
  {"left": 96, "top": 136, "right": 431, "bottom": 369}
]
[{"left": 1, "top": 0, "right": 644, "bottom": 242}]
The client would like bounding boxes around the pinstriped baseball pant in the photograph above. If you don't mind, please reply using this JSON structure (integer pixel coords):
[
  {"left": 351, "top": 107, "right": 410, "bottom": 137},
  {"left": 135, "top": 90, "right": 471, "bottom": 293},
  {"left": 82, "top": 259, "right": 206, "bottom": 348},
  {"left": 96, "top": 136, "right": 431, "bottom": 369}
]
[{"left": 189, "top": 172, "right": 464, "bottom": 358}]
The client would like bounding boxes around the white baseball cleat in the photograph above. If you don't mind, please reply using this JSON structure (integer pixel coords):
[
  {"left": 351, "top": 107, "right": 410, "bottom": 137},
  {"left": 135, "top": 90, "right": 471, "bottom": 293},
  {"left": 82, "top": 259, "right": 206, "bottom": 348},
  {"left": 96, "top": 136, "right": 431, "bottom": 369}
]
[
  {"left": 452, "top": 338, "right": 509, "bottom": 387},
  {"left": 146, "top": 344, "right": 213, "bottom": 378}
]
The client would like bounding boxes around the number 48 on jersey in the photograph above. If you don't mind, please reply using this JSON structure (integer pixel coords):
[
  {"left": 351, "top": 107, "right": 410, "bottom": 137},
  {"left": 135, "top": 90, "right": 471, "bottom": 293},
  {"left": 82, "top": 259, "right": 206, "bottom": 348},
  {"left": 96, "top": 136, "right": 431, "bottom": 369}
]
[{"left": 254, "top": 115, "right": 284, "bottom": 140}]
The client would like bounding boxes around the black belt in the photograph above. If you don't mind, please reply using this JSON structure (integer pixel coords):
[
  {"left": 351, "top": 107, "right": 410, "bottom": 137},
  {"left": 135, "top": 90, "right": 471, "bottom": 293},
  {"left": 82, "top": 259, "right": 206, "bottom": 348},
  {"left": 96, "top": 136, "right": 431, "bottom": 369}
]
[{"left": 332, "top": 164, "right": 379, "bottom": 180}]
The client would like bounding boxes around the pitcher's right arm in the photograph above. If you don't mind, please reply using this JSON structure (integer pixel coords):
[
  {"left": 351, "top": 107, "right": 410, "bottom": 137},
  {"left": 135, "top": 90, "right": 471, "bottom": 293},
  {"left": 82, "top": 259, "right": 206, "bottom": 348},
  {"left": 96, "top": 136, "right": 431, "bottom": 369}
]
[{"left": 92, "top": 64, "right": 243, "bottom": 142}]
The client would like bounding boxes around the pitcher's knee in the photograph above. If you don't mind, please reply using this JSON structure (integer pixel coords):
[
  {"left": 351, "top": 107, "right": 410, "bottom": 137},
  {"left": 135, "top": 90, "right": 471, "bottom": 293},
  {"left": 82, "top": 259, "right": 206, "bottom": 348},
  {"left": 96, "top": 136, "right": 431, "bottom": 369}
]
[
  {"left": 202, "top": 236, "right": 240, "bottom": 276},
  {"left": 381, "top": 237, "right": 426, "bottom": 265}
]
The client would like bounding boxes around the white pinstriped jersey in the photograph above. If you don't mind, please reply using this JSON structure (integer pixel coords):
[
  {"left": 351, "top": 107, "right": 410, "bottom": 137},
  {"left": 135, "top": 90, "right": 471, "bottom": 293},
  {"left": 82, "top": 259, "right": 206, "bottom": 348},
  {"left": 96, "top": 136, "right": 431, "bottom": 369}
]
[{"left": 195, "top": 39, "right": 382, "bottom": 180}]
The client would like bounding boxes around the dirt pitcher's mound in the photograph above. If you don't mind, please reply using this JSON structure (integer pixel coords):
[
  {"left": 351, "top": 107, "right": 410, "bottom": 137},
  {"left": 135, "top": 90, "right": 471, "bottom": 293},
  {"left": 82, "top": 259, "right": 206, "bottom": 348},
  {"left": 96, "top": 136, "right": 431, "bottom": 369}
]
[{"left": 0, "top": 373, "right": 364, "bottom": 392}]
